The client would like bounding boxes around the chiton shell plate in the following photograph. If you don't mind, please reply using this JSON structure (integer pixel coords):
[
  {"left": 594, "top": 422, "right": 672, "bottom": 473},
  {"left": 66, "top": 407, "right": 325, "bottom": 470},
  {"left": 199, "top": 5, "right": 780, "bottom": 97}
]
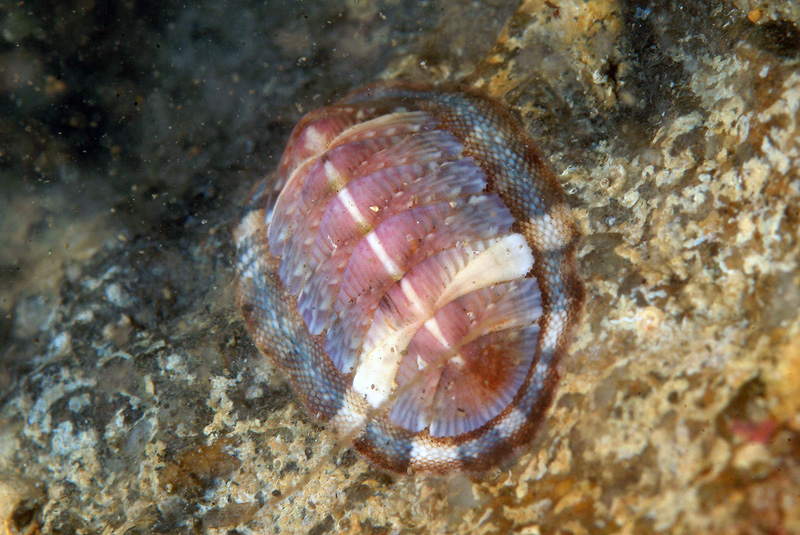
[{"left": 234, "top": 82, "right": 583, "bottom": 473}]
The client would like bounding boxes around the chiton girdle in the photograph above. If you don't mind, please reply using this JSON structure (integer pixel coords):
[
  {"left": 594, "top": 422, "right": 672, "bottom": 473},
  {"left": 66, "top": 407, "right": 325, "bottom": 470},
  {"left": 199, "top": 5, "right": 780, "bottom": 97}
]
[{"left": 234, "top": 82, "right": 583, "bottom": 474}]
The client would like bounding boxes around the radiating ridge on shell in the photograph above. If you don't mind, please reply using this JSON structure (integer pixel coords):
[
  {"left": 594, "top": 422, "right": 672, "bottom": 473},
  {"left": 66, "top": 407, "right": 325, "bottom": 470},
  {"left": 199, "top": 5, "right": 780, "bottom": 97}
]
[{"left": 234, "top": 81, "right": 583, "bottom": 474}]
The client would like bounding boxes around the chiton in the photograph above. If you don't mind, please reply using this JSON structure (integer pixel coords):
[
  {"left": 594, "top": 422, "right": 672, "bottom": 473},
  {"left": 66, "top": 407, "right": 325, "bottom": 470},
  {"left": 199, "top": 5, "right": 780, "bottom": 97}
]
[{"left": 234, "top": 82, "right": 583, "bottom": 473}]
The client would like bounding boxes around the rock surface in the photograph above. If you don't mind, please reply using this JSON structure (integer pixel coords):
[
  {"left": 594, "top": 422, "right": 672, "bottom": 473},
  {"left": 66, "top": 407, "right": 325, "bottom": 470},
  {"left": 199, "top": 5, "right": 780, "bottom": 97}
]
[{"left": 1, "top": 0, "right": 799, "bottom": 534}]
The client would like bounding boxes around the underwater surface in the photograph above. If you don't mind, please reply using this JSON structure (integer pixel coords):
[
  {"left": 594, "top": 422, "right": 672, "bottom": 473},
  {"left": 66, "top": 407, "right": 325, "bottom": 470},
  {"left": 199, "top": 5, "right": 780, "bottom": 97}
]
[{"left": 1, "top": 1, "right": 800, "bottom": 533}]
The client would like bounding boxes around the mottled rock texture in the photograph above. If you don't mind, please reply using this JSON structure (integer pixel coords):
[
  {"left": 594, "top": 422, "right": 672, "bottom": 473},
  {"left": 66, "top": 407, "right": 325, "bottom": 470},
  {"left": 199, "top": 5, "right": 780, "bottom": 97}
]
[{"left": 1, "top": 0, "right": 799, "bottom": 534}]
